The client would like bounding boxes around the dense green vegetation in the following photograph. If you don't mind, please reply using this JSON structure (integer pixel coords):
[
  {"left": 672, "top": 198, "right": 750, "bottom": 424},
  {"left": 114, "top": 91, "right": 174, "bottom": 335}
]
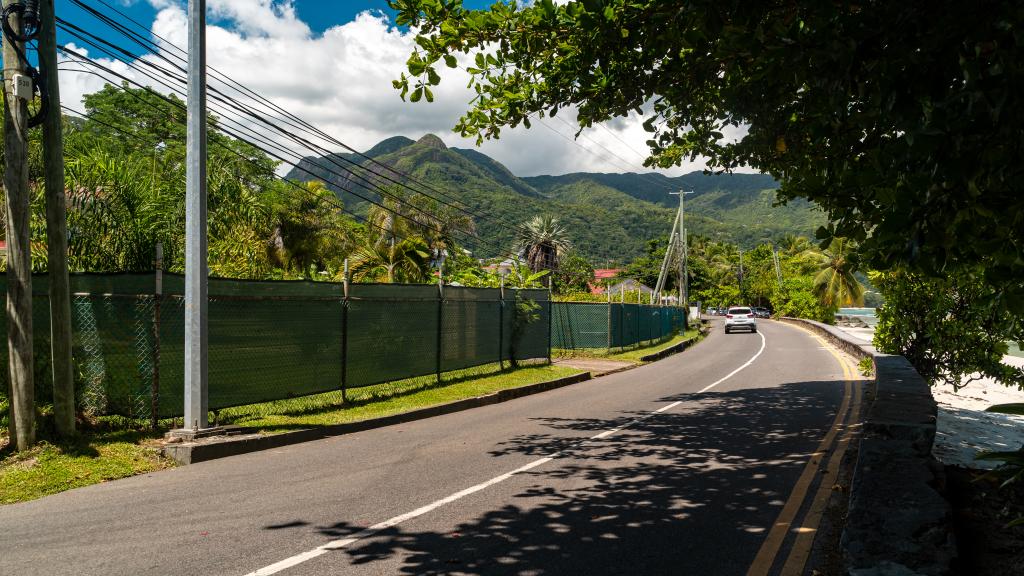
[
  {"left": 288, "top": 135, "right": 824, "bottom": 263},
  {"left": 390, "top": 0, "right": 1024, "bottom": 386},
  {"left": 611, "top": 233, "right": 857, "bottom": 323},
  {"left": 391, "top": 0, "right": 1024, "bottom": 310}
]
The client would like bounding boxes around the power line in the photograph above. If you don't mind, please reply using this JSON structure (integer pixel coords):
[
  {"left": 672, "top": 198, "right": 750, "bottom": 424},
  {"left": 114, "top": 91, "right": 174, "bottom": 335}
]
[
  {"left": 544, "top": 113, "right": 676, "bottom": 192},
  {"left": 71, "top": 0, "right": 592, "bottom": 257},
  {"left": 53, "top": 38, "right": 494, "bottom": 252},
  {"left": 71, "top": 0, "right": 509, "bottom": 222},
  {"left": 58, "top": 13, "right": 564, "bottom": 270},
  {"left": 62, "top": 104, "right": 441, "bottom": 257},
  {"left": 56, "top": 4, "right": 591, "bottom": 272},
  {"left": 56, "top": 50, "right": 568, "bottom": 274}
]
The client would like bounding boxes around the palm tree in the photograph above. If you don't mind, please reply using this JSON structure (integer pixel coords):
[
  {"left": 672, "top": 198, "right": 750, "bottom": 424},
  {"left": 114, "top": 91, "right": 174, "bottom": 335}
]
[
  {"left": 366, "top": 189, "right": 475, "bottom": 265},
  {"left": 349, "top": 236, "right": 431, "bottom": 283},
  {"left": 804, "top": 238, "right": 864, "bottom": 308},
  {"left": 514, "top": 215, "right": 571, "bottom": 280},
  {"left": 779, "top": 233, "right": 812, "bottom": 255}
]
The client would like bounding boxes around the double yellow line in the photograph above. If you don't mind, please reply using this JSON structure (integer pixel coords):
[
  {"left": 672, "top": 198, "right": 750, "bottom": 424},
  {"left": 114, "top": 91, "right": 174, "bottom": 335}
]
[{"left": 747, "top": 329, "right": 864, "bottom": 576}]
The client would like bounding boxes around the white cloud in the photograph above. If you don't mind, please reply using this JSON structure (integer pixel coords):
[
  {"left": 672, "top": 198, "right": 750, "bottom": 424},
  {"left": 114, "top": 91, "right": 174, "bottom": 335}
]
[{"left": 58, "top": 4, "right": 754, "bottom": 178}]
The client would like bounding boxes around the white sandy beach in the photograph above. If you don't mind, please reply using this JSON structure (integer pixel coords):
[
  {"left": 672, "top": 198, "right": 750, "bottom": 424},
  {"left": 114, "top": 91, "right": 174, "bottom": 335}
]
[{"left": 834, "top": 325, "right": 1024, "bottom": 469}]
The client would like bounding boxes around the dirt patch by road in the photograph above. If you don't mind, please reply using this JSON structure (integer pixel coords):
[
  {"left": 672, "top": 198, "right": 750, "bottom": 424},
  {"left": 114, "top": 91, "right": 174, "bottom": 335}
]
[{"left": 553, "top": 357, "right": 633, "bottom": 376}]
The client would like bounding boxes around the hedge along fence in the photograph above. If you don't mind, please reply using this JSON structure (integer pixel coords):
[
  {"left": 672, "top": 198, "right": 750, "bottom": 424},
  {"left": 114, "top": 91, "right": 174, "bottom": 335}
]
[
  {"left": 0, "top": 273, "right": 550, "bottom": 421},
  {"left": 551, "top": 301, "right": 687, "bottom": 351}
]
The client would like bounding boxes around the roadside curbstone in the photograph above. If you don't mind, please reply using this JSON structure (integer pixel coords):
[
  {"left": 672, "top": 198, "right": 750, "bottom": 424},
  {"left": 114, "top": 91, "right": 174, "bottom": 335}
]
[
  {"left": 162, "top": 372, "right": 592, "bottom": 465},
  {"left": 638, "top": 334, "right": 701, "bottom": 362},
  {"left": 781, "top": 317, "right": 954, "bottom": 575}
]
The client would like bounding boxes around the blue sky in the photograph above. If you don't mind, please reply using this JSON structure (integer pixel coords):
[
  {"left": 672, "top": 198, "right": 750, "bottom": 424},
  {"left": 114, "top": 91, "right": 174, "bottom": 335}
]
[{"left": 58, "top": 0, "right": 496, "bottom": 37}]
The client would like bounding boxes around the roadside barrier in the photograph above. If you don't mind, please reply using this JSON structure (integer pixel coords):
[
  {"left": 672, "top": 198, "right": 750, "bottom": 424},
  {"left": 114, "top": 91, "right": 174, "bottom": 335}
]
[
  {"left": 0, "top": 274, "right": 549, "bottom": 420},
  {"left": 551, "top": 301, "right": 686, "bottom": 353}
]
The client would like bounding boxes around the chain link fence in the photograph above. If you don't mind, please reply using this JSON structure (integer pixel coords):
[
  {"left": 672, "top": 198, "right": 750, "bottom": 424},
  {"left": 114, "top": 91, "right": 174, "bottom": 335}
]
[
  {"left": 0, "top": 274, "right": 551, "bottom": 423},
  {"left": 552, "top": 301, "right": 687, "bottom": 353}
]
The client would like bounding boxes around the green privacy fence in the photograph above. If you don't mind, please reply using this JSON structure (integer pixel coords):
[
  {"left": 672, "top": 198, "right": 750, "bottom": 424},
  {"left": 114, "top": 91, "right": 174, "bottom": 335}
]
[
  {"left": 0, "top": 274, "right": 549, "bottom": 420},
  {"left": 551, "top": 302, "right": 687, "bottom": 351}
]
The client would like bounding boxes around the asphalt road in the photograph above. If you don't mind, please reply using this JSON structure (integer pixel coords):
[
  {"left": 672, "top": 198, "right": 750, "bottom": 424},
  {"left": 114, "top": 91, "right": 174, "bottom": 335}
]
[{"left": 0, "top": 319, "right": 859, "bottom": 576}]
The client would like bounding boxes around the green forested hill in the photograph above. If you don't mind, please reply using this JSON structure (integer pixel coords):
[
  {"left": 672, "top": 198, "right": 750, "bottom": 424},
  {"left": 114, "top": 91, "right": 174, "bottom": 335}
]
[{"left": 285, "top": 134, "right": 824, "bottom": 262}]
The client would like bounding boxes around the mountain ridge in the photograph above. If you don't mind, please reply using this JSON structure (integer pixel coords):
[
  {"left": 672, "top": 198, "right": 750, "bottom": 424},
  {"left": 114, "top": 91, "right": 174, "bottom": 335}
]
[{"left": 285, "top": 134, "right": 824, "bottom": 262}]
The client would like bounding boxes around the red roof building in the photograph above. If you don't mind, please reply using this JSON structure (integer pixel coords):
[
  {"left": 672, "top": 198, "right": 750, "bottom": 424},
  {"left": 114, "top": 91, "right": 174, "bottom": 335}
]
[{"left": 590, "top": 268, "right": 622, "bottom": 294}]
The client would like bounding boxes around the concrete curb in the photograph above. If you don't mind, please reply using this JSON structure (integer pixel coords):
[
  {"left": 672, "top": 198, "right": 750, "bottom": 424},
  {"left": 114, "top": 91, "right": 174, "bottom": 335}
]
[
  {"left": 781, "top": 317, "right": 955, "bottom": 576},
  {"left": 638, "top": 332, "right": 705, "bottom": 362},
  {"left": 163, "top": 324, "right": 712, "bottom": 466},
  {"left": 163, "top": 372, "right": 592, "bottom": 465}
]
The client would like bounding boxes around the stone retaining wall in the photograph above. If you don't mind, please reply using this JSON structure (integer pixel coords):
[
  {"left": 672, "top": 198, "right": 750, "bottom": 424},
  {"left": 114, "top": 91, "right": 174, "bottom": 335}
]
[{"left": 781, "top": 318, "right": 955, "bottom": 576}]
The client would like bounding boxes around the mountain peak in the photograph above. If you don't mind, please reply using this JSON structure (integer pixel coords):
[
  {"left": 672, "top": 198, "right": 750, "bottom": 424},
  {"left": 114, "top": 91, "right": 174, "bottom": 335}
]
[{"left": 416, "top": 133, "right": 447, "bottom": 149}]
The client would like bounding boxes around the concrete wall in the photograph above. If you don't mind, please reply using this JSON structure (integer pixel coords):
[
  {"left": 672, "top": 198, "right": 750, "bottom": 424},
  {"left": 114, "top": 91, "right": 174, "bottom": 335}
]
[{"left": 781, "top": 318, "right": 955, "bottom": 576}]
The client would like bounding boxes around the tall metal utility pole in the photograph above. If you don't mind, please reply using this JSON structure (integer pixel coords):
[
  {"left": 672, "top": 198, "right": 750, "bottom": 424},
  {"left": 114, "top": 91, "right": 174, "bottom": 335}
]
[
  {"left": 39, "top": 0, "right": 75, "bottom": 438},
  {"left": 738, "top": 248, "right": 745, "bottom": 300},
  {"left": 2, "top": 0, "right": 36, "bottom": 449},
  {"left": 654, "top": 190, "right": 693, "bottom": 305},
  {"left": 652, "top": 210, "right": 678, "bottom": 302},
  {"left": 183, "top": 0, "right": 209, "bottom": 430},
  {"left": 678, "top": 190, "right": 693, "bottom": 312},
  {"left": 773, "top": 248, "right": 783, "bottom": 287}
]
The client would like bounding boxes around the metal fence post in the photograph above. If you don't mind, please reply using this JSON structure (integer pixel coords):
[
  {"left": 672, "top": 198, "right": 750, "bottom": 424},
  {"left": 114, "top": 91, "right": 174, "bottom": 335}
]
[
  {"left": 151, "top": 242, "right": 162, "bottom": 429},
  {"left": 341, "top": 258, "right": 349, "bottom": 403},
  {"left": 436, "top": 278, "right": 444, "bottom": 385},
  {"left": 606, "top": 290, "right": 612, "bottom": 351},
  {"left": 635, "top": 302, "right": 641, "bottom": 349},
  {"left": 498, "top": 276, "right": 504, "bottom": 371},
  {"left": 547, "top": 286, "right": 553, "bottom": 364}
]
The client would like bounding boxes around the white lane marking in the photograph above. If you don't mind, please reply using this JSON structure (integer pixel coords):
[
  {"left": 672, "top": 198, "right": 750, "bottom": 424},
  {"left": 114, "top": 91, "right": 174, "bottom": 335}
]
[
  {"left": 245, "top": 331, "right": 768, "bottom": 575},
  {"left": 655, "top": 400, "right": 683, "bottom": 413},
  {"left": 696, "top": 330, "right": 767, "bottom": 393},
  {"left": 246, "top": 457, "right": 555, "bottom": 576}
]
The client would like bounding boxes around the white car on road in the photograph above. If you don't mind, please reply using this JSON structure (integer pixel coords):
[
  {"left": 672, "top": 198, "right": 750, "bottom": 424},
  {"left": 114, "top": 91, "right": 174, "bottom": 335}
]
[{"left": 724, "top": 307, "right": 757, "bottom": 334}]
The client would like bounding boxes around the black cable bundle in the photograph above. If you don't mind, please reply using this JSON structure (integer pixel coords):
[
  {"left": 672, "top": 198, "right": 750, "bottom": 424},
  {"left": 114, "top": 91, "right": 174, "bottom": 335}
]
[{"left": 2, "top": 0, "right": 47, "bottom": 127}]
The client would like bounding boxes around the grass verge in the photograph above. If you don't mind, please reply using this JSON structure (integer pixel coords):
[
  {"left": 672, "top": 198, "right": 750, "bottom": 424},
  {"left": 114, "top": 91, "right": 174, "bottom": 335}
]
[
  {"left": 1, "top": 362, "right": 580, "bottom": 504},
  {"left": 0, "top": 427, "right": 172, "bottom": 505},
  {"left": 218, "top": 363, "right": 580, "bottom": 433},
  {"left": 554, "top": 328, "right": 703, "bottom": 363}
]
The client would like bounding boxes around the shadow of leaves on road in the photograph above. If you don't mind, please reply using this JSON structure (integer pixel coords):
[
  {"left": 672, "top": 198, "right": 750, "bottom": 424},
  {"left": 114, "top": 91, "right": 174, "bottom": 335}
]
[{"left": 269, "top": 380, "right": 845, "bottom": 575}]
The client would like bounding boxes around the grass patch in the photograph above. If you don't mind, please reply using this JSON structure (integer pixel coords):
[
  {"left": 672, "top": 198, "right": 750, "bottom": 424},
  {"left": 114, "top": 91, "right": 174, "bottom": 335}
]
[
  {"left": 554, "top": 329, "right": 703, "bottom": 363},
  {"left": 1, "top": 361, "right": 580, "bottom": 504},
  {"left": 858, "top": 356, "right": 875, "bottom": 377},
  {"left": 218, "top": 362, "right": 581, "bottom": 433},
  {"left": 0, "top": 427, "right": 172, "bottom": 505}
]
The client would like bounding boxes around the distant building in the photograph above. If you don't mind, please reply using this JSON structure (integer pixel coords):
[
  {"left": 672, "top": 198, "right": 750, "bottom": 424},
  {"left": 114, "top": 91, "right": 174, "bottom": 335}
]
[
  {"left": 602, "top": 278, "right": 654, "bottom": 299},
  {"left": 589, "top": 268, "right": 622, "bottom": 294},
  {"left": 482, "top": 258, "right": 518, "bottom": 276}
]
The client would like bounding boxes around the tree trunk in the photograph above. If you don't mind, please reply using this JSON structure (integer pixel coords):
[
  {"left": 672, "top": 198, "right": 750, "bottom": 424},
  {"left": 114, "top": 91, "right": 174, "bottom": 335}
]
[{"left": 39, "top": 0, "right": 76, "bottom": 438}]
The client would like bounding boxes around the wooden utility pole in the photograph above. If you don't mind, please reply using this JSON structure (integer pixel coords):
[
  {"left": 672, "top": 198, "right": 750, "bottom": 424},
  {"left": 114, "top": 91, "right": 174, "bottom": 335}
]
[
  {"left": 39, "top": 0, "right": 75, "bottom": 437},
  {"left": 2, "top": 0, "right": 36, "bottom": 449}
]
